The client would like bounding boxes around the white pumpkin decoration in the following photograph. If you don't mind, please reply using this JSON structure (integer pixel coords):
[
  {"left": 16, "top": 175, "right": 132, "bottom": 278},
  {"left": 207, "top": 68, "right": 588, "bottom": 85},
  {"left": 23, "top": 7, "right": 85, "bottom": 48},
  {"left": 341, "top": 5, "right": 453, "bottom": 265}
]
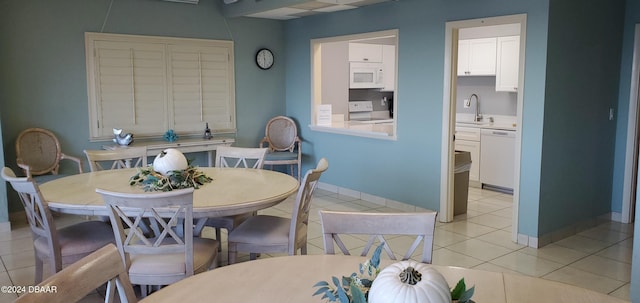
[
  {"left": 153, "top": 148, "right": 188, "bottom": 175},
  {"left": 368, "top": 260, "right": 451, "bottom": 303}
]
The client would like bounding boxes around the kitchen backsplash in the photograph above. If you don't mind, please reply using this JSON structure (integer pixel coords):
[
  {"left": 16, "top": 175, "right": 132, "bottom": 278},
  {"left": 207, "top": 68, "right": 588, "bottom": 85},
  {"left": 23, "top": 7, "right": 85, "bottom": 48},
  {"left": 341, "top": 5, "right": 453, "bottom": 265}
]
[
  {"left": 457, "top": 76, "right": 516, "bottom": 116},
  {"left": 349, "top": 89, "right": 394, "bottom": 112}
]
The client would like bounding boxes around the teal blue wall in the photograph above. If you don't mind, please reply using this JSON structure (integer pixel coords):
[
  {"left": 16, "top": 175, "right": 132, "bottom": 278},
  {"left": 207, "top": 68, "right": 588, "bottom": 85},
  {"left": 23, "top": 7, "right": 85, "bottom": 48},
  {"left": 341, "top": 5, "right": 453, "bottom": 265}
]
[
  {"left": 0, "top": 0, "right": 285, "bottom": 211},
  {"left": 283, "top": 0, "right": 550, "bottom": 237},
  {"left": 538, "top": 0, "right": 625, "bottom": 234}
]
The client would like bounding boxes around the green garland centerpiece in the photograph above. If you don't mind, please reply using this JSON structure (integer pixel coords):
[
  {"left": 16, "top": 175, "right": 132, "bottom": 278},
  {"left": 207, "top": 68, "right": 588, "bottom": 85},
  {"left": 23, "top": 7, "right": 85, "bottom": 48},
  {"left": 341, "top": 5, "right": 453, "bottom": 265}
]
[
  {"left": 129, "top": 148, "right": 212, "bottom": 192},
  {"left": 313, "top": 243, "right": 475, "bottom": 303}
]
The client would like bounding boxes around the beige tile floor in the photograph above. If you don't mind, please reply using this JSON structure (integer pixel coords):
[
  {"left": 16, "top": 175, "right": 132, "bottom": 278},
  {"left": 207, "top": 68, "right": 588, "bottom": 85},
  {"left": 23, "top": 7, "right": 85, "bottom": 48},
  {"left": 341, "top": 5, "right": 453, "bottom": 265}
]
[{"left": 0, "top": 187, "right": 633, "bottom": 302}]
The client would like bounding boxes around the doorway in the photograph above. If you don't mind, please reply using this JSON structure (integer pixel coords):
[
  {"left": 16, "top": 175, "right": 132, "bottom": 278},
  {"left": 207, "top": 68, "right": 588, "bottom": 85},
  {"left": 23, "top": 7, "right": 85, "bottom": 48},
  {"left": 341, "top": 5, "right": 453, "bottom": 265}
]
[{"left": 440, "top": 14, "right": 527, "bottom": 244}]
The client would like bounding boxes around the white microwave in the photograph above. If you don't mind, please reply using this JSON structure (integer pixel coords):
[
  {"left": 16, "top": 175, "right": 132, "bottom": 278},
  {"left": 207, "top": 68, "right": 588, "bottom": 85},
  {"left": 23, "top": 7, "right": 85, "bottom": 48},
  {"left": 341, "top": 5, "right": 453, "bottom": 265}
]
[{"left": 349, "top": 62, "right": 384, "bottom": 89}]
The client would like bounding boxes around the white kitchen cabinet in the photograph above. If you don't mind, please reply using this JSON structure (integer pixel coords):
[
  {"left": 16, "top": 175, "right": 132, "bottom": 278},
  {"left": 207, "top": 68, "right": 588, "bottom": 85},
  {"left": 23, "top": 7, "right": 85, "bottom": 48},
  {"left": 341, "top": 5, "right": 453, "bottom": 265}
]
[
  {"left": 495, "top": 36, "right": 520, "bottom": 92},
  {"left": 381, "top": 45, "right": 395, "bottom": 91},
  {"left": 457, "top": 38, "right": 497, "bottom": 76},
  {"left": 455, "top": 126, "right": 481, "bottom": 182},
  {"left": 349, "top": 43, "right": 383, "bottom": 63}
]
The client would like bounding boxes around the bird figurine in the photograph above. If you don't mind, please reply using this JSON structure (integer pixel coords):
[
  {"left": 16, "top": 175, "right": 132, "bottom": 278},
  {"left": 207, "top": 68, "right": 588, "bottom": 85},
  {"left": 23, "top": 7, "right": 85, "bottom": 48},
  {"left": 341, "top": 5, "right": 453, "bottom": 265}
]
[{"left": 113, "top": 128, "right": 133, "bottom": 146}]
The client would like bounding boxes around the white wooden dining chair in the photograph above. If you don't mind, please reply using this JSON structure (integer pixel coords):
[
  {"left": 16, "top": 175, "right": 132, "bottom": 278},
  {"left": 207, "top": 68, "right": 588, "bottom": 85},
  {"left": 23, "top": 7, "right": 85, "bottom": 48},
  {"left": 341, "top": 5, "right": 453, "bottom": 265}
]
[
  {"left": 318, "top": 210, "right": 438, "bottom": 263},
  {"left": 84, "top": 146, "right": 148, "bottom": 171},
  {"left": 84, "top": 147, "right": 150, "bottom": 228},
  {"left": 214, "top": 146, "right": 268, "bottom": 168},
  {"left": 195, "top": 146, "right": 268, "bottom": 263},
  {"left": 97, "top": 187, "right": 219, "bottom": 296},
  {"left": 14, "top": 243, "right": 138, "bottom": 303},
  {"left": 1, "top": 167, "right": 115, "bottom": 284},
  {"left": 227, "top": 158, "right": 328, "bottom": 264},
  {"left": 259, "top": 116, "right": 302, "bottom": 181}
]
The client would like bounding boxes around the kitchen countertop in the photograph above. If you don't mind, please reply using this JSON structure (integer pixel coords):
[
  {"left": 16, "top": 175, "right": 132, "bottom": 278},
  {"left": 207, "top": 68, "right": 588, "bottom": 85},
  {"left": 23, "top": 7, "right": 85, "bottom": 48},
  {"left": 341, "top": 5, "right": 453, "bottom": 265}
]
[
  {"left": 456, "top": 121, "right": 517, "bottom": 131},
  {"left": 310, "top": 119, "right": 395, "bottom": 138}
]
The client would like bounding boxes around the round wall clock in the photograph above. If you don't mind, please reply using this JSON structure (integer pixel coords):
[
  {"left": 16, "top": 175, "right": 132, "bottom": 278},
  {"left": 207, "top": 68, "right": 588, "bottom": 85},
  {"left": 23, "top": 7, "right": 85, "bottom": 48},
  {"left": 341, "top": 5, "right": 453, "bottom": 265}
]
[{"left": 256, "top": 48, "right": 274, "bottom": 70}]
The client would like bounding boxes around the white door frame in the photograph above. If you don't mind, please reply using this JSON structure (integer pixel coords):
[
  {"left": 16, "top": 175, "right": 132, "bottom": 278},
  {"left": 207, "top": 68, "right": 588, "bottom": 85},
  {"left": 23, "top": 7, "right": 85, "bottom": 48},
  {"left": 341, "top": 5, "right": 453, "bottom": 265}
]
[
  {"left": 621, "top": 24, "right": 640, "bottom": 224},
  {"left": 440, "top": 14, "right": 527, "bottom": 244}
]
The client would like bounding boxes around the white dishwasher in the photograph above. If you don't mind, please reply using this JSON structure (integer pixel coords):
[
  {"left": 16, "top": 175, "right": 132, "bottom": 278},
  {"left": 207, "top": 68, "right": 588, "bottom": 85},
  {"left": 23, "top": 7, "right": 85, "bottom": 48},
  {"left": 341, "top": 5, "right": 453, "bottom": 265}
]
[{"left": 480, "top": 129, "right": 515, "bottom": 190}]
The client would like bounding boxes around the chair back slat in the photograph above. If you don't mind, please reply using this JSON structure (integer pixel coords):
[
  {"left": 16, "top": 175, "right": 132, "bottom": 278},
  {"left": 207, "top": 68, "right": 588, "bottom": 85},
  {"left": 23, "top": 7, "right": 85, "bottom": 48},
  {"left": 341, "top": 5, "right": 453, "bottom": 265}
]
[
  {"left": 14, "top": 244, "right": 138, "bottom": 303},
  {"left": 97, "top": 188, "right": 196, "bottom": 277},
  {"left": 288, "top": 158, "right": 328, "bottom": 254},
  {"left": 1, "top": 167, "right": 61, "bottom": 271},
  {"left": 215, "top": 146, "right": 267, "bottom": 169},
  {"left": 319, "top": 210, "right": 438, "bottom": 263},
  {"left": 85, "top": 147, "right": 148, "bottom": 172}
]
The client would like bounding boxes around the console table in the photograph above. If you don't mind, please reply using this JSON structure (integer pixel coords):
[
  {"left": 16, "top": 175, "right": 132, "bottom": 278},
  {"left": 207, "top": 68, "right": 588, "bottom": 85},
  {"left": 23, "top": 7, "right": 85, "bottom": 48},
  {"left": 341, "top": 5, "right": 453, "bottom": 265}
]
[{"left": 103, "top": 136, "right": 235, "bottom": 167}]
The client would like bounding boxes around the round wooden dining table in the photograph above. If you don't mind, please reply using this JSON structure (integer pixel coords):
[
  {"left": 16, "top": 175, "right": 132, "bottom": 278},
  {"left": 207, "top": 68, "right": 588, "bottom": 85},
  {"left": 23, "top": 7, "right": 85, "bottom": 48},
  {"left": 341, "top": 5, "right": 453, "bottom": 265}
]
[
  {"left": 139, "top": 254, "right": 627, "bottom": 303},
  {"left": 39, "top": 167, "right": 299, "bottom": 218}
]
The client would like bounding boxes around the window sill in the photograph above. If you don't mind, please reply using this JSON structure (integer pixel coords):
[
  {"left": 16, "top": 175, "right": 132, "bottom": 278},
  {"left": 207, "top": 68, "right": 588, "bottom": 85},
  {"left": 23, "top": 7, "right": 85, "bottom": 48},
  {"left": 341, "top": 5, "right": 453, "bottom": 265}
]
[{"left": 309, "top": 121, "right": 397, "bottom": 140}]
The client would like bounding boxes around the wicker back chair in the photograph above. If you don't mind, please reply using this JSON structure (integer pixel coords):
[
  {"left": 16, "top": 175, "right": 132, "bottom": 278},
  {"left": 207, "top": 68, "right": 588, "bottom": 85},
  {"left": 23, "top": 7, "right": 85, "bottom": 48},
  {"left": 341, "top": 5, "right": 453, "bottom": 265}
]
[
  {"left": 15, "top": 128, "right": 82, "bottom": 177},
  {"left": 259, "top": 116, "right": 302, "bottom": 181}
]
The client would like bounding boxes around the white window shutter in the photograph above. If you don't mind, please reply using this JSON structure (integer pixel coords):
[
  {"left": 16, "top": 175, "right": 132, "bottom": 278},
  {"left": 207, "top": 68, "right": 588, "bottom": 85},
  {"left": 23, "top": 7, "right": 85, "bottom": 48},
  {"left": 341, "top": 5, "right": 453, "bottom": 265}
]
[
  {"left": 93, "top": 41, "right": 167, "bottom": 139},
  {"left": 167, "top": 45, "right": 235, "bottom": 133},
  {"left": 86, "top": 33, "right": 236, "bottom": 141}
]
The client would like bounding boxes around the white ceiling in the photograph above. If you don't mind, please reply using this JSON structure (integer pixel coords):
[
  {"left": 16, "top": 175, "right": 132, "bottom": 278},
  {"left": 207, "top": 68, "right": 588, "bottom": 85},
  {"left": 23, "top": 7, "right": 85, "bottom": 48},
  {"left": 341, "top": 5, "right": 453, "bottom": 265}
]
[{"left": 242, "top": 0, "right": 393, "bottom": 20}]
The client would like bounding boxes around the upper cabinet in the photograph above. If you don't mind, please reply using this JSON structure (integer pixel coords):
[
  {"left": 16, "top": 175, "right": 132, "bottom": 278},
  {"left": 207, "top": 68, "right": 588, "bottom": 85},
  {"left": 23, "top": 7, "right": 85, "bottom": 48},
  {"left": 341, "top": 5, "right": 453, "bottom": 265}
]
[
  {"left": 381, "top": 45, "right": 396, "bottom": 91},
  {"left": 495, "top": 36, "right": 520, "bottom": 92},
  {"left": 349, "top": 43, "right": 383, "bottom": 63},
  {"left": 457, "top": 38, "right": 497, "bottom": 76},
  {"left": 348, "top": 43, "right": 396, "bottom": 91}
]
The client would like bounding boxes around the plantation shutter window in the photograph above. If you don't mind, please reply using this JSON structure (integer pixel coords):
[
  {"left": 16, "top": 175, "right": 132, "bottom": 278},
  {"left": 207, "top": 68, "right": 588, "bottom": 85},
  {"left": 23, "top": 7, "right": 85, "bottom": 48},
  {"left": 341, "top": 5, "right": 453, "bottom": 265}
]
[
  {"left": 167, "top": 45, "right": 234, "bottom": 133},
  {"left": 86, "top": 33, "right": 236, "bottom": 141}
]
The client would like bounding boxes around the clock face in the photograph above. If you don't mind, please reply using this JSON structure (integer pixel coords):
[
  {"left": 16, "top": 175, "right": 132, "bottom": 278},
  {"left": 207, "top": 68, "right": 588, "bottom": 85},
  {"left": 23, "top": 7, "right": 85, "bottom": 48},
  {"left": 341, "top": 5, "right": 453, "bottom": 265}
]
[{"left": 256, "top": 48, "right": 274, "bottom": 70}]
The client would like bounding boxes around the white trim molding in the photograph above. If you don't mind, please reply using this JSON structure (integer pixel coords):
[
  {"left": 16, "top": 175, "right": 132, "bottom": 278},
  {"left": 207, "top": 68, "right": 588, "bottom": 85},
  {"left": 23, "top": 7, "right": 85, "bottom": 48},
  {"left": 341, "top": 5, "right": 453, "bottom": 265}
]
[
  {"left": 621, "top": 24, "right": 640, "bottom": 223},
  {"left": 440, "top": 14, "right": 527, "bottom": 247},
  {"left": 317, "top": 182, "right": 436, "bottom": 213},
  {"left": 0, "top": 221, "right": 10, "bottom": 233}
]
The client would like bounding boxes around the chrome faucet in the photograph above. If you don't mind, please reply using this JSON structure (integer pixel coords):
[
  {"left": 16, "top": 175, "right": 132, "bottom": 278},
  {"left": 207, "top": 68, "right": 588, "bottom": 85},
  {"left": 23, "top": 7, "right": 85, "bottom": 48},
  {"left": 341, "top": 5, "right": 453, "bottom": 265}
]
[{"left": 469, "top": 94, "right": 482, "bottom": 122}]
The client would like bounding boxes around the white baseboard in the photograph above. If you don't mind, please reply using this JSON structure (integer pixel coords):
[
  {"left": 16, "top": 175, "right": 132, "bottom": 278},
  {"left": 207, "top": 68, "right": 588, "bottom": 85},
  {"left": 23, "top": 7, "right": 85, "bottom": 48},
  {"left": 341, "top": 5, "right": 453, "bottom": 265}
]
[
  {"left": 317, "top": 182, "right": 338, "bottom": 193},
  {"left": 610, "top": 212, "right": 623, "bottom": 222},
  {"left": 522, "top": 213, "right": 614, "bottom": 248},
  {"left": 0, "top": 221, "right": 11, "bottom": 233},
  {"left": 516, "top": 233, "right": 540, "bottom": 248},
  {"left": 317, "top": 182, "right": 433, "bottom": 212},
  {"left": 317, "top": 182, "right": 618, "bottom": 249}
]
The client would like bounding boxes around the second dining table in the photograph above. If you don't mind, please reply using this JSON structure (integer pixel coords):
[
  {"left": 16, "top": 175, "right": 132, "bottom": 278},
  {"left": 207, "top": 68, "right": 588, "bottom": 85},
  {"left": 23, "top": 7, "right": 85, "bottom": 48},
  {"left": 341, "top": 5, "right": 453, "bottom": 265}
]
[
  {"left": 39, "top": 167, "right": 299, "bottom": 218},
  {"left": 138, "top": 254, "right": 628, "bottom": 303}
]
